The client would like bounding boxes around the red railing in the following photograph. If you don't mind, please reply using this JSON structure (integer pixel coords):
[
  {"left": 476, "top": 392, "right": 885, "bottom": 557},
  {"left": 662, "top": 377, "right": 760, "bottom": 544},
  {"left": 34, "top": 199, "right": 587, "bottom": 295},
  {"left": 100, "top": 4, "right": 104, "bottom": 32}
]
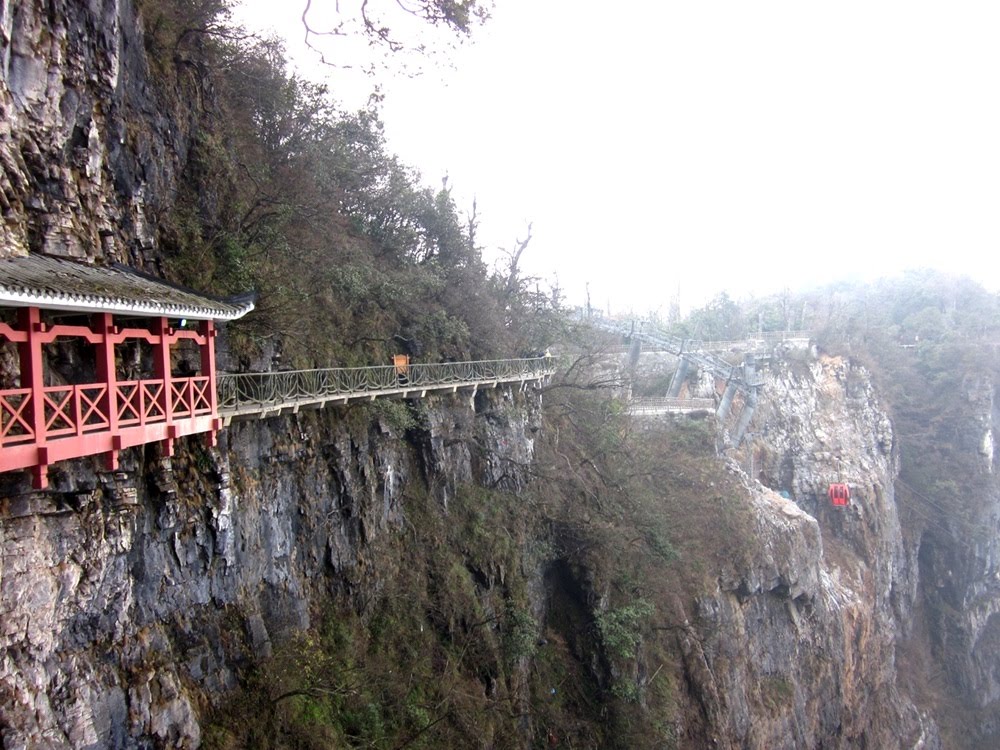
[
  {"left": 171, "top": 377, "right": 212, "bottom": 419},
  {"left": 0, "top": 309, "right": 221, "bottom": 489},
  {"left": 117, "top": 380, "right": 166, "bottom": 426},
  {"left": 0, "top": 377, "right": 216, "bottom": 450},
  {"left": 0, "top": 389, "right": 33, "bottom": 444}
]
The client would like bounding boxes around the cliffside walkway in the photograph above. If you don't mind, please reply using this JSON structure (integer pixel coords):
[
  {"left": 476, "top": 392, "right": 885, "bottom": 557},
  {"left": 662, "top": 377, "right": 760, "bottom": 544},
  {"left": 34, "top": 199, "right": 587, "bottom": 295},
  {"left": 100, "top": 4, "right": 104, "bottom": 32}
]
[
  {"left": 628, "top": 397, "right": 715, "bottom": 416},
  {"left": 625, "top": 330, "right": 812, "bottom": 354},
  {"left": 216, "top": 357, "right": 557, "bottom": 424},
  {"left": 589, "top": 319, "right": 808, "bottom": 443},
  {"left": 0, "top": 255, "right": 557, "bottom": 488},
  {"left": 596, "top": 319, "right": 772, "bottom": 391}
]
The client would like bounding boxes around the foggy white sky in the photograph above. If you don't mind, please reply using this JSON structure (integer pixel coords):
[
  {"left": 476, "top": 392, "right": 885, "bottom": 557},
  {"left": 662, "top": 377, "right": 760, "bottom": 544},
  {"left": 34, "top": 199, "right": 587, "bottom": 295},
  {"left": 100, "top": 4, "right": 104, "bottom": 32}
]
[{"left": 234, "top": 1, "right": 1000, "bottom": 315}]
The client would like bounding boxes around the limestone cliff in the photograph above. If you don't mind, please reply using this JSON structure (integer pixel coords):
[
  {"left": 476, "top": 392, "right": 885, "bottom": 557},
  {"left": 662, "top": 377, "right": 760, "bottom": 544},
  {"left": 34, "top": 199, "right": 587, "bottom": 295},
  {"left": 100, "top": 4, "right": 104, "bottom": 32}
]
[
  {"left": 0, "top": 0, "right": 183, "bottom": 266},
  {"left": 673, "top": 350, "right": 933, "bottom": 747},
  {"left": 2, "top": 1, "right": 999, "bottom": 748},
  {"left": 1, "top": 388, "right": 542, "bottom": 748},
  {"left": 887, "top": 347, "right": 1000, "bottom": 747}
]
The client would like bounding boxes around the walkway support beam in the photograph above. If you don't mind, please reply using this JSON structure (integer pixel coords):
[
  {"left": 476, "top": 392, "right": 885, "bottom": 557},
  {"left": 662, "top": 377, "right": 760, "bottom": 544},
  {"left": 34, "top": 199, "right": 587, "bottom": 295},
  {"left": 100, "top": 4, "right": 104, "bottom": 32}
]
[
  {"left": 627, "top": 339, "right": 642, "bottom": 369},
  {"left": 716, "top": 380, "right": 739, "bottom": 422},
  {"left": 733, "top": 388, "right": 759, "bottom": 446},
  {"left": 667, "top": 355, "right": 690, "bottom": 398}
]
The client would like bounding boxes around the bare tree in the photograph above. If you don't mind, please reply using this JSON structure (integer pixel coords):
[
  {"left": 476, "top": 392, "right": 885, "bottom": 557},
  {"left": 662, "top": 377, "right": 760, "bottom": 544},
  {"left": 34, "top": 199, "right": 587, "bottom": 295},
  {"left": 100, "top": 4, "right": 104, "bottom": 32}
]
[{"left": 299, "top": 0, "right": 492, "bottom": 69}]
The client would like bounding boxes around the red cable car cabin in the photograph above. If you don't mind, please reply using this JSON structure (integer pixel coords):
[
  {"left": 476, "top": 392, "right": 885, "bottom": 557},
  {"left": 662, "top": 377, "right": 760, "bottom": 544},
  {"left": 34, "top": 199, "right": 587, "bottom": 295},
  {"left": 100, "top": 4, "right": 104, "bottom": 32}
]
[{"left": 828, "top": 483, "right": 850, "bottom": 507}]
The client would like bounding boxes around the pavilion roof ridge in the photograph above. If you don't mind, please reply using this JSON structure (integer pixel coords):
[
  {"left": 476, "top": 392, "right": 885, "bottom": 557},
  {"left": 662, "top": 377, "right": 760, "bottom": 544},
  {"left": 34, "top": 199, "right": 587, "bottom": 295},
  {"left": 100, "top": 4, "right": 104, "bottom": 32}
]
[{"left": 0, "top": 254, "right": 255, "bottom": 321}]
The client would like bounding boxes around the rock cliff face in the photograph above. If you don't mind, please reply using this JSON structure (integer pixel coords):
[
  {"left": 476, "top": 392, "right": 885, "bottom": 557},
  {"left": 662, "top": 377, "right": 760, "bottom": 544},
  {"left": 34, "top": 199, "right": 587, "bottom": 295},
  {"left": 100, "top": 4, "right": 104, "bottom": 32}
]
[
  {"left": 0, "top": 0, "right": 178, "bottom": 264},
  {"left": 0, "top": 3, "right": 552, "bottom": 745},
  {"left": 0, "top": 388, "right": 541, "bottom": 748},
  {"left": 669, "top": 350, "right": 934, "bottom": 748},
  {"left": 898, "top": 360, "right": 1000, "bottom": 747},
  {"left": 668, "top": 344, "right": 1000, "bottom": 749},
  {"left": 3, "top": 1, "right": 1000, "bottom": 747}
]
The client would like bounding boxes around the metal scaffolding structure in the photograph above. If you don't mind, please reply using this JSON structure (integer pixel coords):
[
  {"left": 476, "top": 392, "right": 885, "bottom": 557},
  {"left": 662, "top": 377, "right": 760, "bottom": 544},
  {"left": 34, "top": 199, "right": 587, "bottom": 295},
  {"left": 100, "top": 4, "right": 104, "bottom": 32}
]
[{"left": 590, "top": 318, "right": 790, "bottom": 444}]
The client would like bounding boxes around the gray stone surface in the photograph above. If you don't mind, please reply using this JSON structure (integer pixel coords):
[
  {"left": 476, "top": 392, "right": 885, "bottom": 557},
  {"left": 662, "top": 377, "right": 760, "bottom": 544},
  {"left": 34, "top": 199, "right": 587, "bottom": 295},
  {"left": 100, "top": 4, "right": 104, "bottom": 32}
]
[
  {"left": 2, "top": 0, "right": 1000, "bottom": 747},
  {"left": 0, "top": 385, "right": 542, "bottom": 747}
]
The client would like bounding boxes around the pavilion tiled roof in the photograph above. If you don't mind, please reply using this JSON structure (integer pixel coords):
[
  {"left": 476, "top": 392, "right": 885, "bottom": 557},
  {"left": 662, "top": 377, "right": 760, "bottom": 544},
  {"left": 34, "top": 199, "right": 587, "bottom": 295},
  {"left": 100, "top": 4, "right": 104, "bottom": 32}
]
[{"left": 0, "top": 255, "right": 255, "bottom": 320}]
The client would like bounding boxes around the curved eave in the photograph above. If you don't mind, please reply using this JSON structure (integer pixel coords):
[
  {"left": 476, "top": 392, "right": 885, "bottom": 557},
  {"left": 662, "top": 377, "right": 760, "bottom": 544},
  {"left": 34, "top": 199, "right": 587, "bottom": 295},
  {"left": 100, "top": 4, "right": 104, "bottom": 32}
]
[{"left": 0, "top": 288, "right": 255, "bottom": 321}]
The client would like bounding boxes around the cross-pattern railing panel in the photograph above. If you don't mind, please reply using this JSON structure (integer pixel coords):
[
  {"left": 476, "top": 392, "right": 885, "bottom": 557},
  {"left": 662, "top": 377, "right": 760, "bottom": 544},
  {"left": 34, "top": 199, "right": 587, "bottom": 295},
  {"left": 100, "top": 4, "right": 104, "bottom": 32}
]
[
  {"left": 79, "top": 385, "right": 110, "bottom": 431},
  {"left": 0, "top": 389, "right": 33, "bottom": 445},
  {"left": 41, "top": 385, "right": 113, "bottom": 437},
  {"left": 116, "top": 380, "right": 167, "bottom": 427},
  {"left": 171, "top": 377, "right": 213, "bottom": 419},
  {"left": 43, "top": 387, "right": 76, "bottom": 436}
]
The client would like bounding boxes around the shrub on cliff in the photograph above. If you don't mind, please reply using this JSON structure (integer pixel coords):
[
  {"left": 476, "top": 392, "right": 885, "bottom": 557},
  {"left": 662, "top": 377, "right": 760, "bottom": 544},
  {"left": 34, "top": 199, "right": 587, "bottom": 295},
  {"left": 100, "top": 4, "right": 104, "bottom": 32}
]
[{"left": 143, "top": 0, "right": 558, "bottom": 369}]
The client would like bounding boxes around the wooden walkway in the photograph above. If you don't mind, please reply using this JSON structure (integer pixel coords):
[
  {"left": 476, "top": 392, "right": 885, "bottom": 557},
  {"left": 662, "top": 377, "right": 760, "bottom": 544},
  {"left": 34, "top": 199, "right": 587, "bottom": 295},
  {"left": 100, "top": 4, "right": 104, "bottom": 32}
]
[{"left": 216, "top": 357, "right": 557, "bottom": 424}]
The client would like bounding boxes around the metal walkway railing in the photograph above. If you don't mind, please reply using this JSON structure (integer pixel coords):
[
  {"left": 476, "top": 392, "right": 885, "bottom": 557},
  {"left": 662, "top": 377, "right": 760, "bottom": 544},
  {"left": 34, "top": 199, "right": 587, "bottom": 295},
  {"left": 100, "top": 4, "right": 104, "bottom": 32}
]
[
  {"left": 628, "top": 397, "right": 715, "bottom": 416},
  {"left": 699, "top": 331, "right": 812, "bottom": 352},
  {"left": 216, "top": 357, "right": 556, "bottom": 423}
]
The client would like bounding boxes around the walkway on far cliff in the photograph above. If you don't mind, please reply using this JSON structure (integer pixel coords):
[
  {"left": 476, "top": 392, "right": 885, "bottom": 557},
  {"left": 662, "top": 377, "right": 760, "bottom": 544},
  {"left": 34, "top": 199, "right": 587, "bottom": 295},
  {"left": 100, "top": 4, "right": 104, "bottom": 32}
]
[
  {"left": 216, "top": 357, "right": 557, "bottom": 423},
  {"left": 628, "top": 397, "right": 715, "bottom": 416},
  {"left": 588, "top": 319, "right": 812, "bottom": 444}
]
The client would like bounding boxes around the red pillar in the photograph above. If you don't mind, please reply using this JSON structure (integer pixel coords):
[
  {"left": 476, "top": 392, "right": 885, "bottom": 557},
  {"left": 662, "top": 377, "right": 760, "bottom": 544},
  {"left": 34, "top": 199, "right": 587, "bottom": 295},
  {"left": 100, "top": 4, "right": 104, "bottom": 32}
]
[
  {"left": 200, "top": 320, "right": 217, "bottom": 411},
  {"left": 17, "top": 307, "right": 47, "bottom": 489},
  {"left": 154, "top": 316, "right": 175, "bottom": 456},
  {"left": 93, "top": 312, "right": 119, "bottom": 470},
  {"left": 200, "top": 319, "right": 219, "bottom": 447}
]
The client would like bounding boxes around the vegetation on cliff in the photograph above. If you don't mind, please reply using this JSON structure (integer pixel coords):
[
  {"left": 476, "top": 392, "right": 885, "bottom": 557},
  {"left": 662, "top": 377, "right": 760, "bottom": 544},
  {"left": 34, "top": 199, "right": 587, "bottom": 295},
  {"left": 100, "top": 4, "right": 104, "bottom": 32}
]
[
  {"left": 141, "top": 0, "right": 554, "bottom": 370},
  {"left": 135, "top": 5, "right": 752, "bottom": 746},
  {"left": 137, "top": 2, "right": 1000, "bottom": 747},
  {"left": 201, "top": 371, "right": 754, "bottom": 749},
  {"left": 676, "top": 272, "right": 1000, "bottom": 747}
]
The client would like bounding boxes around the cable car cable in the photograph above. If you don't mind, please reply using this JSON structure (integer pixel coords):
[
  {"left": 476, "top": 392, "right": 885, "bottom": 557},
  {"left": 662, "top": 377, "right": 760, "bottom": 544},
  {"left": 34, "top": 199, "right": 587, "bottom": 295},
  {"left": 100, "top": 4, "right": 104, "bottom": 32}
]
[{"left": 894, "top": 477, "right": 991, "bottom": 540}]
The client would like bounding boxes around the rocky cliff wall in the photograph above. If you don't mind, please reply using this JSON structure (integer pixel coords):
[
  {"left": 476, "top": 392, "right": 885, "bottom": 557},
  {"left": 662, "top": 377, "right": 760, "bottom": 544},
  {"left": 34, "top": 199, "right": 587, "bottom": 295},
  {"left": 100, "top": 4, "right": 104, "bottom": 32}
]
[
  {"left": 897, "top": 359, "right": 1000, "bottom": 746},
  {"left": 673, "top": 341, "right": 1000, "bottom": 749},
  {"left": 0, "top": 0, "right": 183, "bottom": 265},
  {"left": 657, "top": 349, "right": 938, "bottom": 748},
  {"left": 0, "top": 386, "right": 541, "bottom": 748},
  {"left": 2, "top": 0, "right": 998, "bottom": 747},
  {"left": 0, "top": 3, "right": 551, "bottom": 745},
  {"left": 2, "top": 338, "right": 967, "bottom": 749}
]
